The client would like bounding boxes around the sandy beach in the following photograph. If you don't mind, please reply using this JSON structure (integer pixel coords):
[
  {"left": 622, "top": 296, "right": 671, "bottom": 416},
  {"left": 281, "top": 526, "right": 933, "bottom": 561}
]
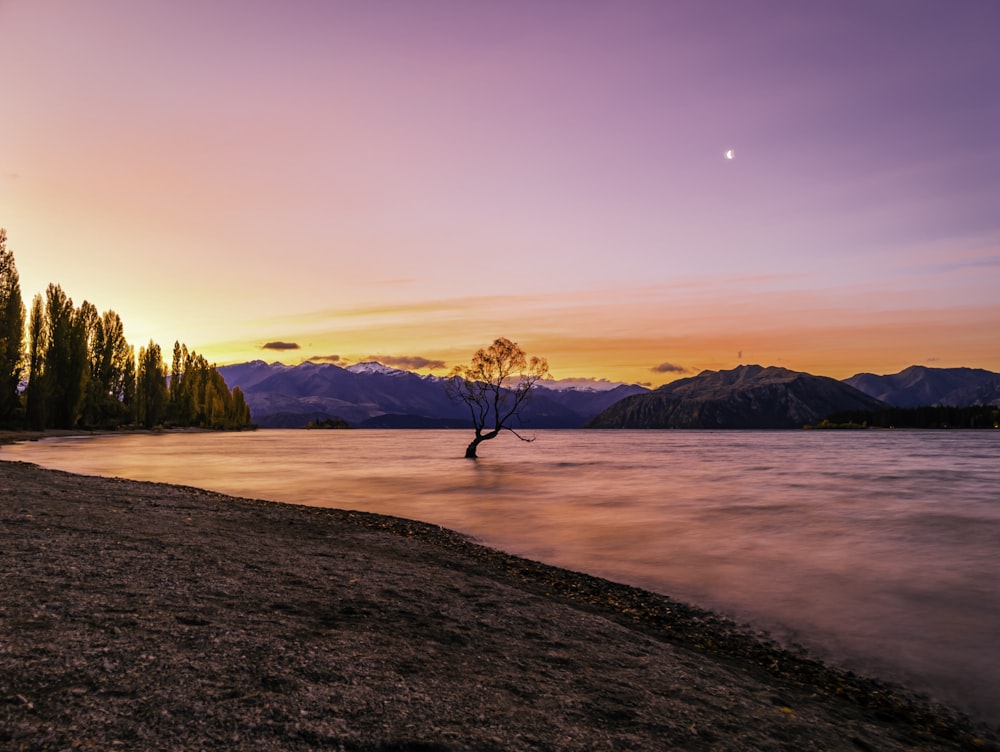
[{"left": 1, "top": 459, "right": 995, "bottom": 751}]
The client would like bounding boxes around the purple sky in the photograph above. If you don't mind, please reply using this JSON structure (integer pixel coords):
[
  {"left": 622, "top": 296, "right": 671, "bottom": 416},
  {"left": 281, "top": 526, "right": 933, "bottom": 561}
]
[{"left": 2, "top": 1, "right": 998, "bottom": 383}]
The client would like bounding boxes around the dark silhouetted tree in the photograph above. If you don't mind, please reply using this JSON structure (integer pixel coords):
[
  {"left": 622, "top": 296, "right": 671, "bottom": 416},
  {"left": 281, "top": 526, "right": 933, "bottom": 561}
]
[
  {"left": 0, "top": 228, "right": 26, "bottom": 425},
  {"left": 167, "top": 345, "right": 252, "bottom": 429},
  {"left": 7, "top": 243, "right": 243, "bottom": 432},
  {"left": 231, "top": 386, "right": 251, "bottom": 428},
  {"left": 446, "top": 337, "right": 548, "bottom": 459},
  {"left": 25, "top": 294, "right": 47, "bottom": 429},
  {"left": 42, "top": 284, "right": 90, "bottom": 428},
  {"left": 76, "top": 301, "right": 101, "bottom": 426},
  {"left": 84, "top": 309, "right": 134, "bottom": 427},
  {"left": 3, "top": 228, "right": 250, "bottom": 433},
  {"left": 135, "top": 340, "right": 168, "bottom": 429},
  {"left": 121, "top": 344, "right": 136, "bottom": 419},
  {"left": 167, "top": 342, "right": 193, "bottom": 426},
  {"left": 169, "top": 340, "right": 184, "bottom": 419}
]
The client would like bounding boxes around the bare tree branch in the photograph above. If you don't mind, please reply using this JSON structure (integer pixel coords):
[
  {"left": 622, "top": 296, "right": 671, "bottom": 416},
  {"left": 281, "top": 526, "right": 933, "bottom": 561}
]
[{"left": 445, "top": 337, "right": 549, "bottom": 458}]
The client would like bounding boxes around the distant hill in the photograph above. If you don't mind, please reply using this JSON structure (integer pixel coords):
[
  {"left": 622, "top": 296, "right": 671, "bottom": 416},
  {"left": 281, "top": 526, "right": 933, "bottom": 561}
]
[
  {"left": 216, "top": 361, "right": 648, "bottom": 429},
  {"left": 844, "top": 366, "right": 1000, "bottom": 408},
  {"left": 587, "top": 365, "right": 886, "bottom": 429}
]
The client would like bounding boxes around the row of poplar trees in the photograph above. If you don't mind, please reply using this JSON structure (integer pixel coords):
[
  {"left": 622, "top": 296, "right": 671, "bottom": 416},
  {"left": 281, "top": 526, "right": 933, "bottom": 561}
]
[{"left": 0, "top": 229, "right": 252, "bottom": 431}]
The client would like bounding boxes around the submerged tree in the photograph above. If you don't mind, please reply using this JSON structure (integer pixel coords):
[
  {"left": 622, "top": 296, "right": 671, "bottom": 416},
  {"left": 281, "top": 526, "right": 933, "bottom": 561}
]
[{"left": 446, "top": 337, "right": 548, "bottom": 459}]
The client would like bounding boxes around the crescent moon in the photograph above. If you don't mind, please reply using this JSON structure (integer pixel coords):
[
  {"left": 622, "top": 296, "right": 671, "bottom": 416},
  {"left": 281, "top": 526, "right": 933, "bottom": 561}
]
[{"left": 725, "top": 149, "right": 734, "bottom": 160}]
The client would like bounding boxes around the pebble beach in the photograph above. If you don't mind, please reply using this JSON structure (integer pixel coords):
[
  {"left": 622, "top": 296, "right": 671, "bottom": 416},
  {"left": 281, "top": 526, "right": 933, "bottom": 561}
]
[{"left": 1, "top": 459, "right": 994, "bottom": 751}]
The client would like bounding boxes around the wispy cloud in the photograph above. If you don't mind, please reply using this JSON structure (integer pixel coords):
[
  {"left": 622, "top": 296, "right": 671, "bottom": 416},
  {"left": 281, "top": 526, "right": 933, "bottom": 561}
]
[
  {"left": 263, "top": 276, "right": 812, "bottom": 330},
  {"left": 264, "top": 294, "right": 544, "bottom": 329},
  {"left": 922, "top": 249, "right": 1000, "bottom": 276}
]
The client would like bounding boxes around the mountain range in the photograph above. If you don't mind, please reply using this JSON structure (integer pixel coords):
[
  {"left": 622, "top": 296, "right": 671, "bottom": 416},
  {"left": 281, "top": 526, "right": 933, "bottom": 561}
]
[
  {"left": 585, "top": 365, "right": 885, "bottom": 429},
  {"left": 843, "top": 366, "right": 1000, "bottom": 408},
  {"left": 216, "top": 361, "right": 646, "bottom": 429},
  {"left": 216, "top": 361, "right": 1000, "bottom": 430}
]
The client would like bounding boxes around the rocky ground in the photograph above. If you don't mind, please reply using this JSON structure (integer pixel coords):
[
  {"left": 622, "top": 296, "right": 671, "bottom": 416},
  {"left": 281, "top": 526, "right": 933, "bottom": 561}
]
[{"left": 1, "top": 459, "right": 996, "bottom": 751}]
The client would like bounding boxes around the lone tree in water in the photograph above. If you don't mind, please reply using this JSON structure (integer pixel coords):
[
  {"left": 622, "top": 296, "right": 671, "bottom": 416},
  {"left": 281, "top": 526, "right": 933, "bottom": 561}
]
[{"left": 446, "top": 337, "right": 548, "bottom": 459}]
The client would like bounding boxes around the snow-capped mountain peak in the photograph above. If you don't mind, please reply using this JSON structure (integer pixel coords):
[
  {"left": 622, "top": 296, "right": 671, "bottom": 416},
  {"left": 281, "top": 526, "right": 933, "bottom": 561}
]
[
  {"left": 346, "top": 361, "right": 407, "bottom": 376},
  {"left": 537, "top": 377, "right": 632, "bottom": 393}
]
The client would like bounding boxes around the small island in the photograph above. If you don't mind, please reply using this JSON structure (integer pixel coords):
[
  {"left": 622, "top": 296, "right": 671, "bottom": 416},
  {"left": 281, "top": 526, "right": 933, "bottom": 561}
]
[{"left": 305, "top": 417, "right": 351, "bottom": 429}]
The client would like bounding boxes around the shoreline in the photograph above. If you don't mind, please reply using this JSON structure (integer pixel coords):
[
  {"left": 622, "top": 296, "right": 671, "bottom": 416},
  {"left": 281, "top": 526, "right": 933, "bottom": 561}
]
[
  {"left": 1, "top": 459, "right": 995, "bottom": 750},
  {"left": 0, "top": 427, "right": 217, "bottom": 445}
]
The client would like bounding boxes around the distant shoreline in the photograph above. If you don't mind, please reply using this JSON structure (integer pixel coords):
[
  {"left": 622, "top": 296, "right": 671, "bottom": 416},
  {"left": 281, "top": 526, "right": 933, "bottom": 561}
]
[{"left": 0, "top": 426, "right": 215, "bottom": 445}]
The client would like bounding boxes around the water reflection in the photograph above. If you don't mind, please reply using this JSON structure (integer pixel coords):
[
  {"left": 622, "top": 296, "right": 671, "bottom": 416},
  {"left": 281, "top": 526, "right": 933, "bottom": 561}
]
[{"left": 4, "top": 429, "right": 999, "bottom": 724}]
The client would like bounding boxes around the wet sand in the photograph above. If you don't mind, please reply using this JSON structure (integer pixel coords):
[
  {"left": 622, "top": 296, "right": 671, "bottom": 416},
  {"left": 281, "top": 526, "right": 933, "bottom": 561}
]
[{"left": 1, "top": 459, "right": 994, "bottom": 751}]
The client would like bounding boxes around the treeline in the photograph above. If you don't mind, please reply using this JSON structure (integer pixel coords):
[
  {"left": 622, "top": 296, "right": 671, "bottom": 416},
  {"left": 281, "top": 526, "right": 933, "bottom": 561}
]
[
  {"left": 820, "top": 405, "right": 1000, "bottom": 430},
  {"left": 0, "top": 228, "right": 252, "bottom": 431}
]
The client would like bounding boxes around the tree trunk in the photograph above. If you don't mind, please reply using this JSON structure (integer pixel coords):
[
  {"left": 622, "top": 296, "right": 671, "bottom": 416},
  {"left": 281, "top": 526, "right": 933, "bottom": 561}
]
[
  {"left": 465, "top": 436, "right": 482, "bottom": 459},
  {"left": 465, "top": 429, "right": 499, "bottom": 459}
]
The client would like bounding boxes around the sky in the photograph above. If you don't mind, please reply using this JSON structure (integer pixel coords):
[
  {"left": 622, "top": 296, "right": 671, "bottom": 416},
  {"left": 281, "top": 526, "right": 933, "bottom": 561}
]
[{"left": 2, "top": 0, "right": 999, "bottom": 386}]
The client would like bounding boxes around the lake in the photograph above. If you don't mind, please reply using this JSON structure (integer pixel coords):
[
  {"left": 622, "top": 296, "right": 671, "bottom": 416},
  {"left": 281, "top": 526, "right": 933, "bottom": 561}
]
[{"left": 4, "top": 428, "right": 999, "bottom": 724}]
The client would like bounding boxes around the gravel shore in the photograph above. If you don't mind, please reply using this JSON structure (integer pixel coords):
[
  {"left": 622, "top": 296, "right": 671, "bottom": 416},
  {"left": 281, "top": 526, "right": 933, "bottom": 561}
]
[{"left": 1, "top": 460, "right": 995, "bottom": 751}]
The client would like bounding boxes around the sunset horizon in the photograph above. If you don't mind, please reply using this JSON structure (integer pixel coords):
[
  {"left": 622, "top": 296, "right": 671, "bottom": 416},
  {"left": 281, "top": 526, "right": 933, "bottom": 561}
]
[
  {"left": 2, "top": 2, "right": 998, "bottom": 387},
  {"left": 3, "top": 3, "right": 1000, "bottom": 737}
]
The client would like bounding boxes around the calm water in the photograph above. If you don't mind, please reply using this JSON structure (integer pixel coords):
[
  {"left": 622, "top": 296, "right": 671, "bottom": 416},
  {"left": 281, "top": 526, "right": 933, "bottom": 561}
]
[{"left": 4, "top": 429, "right": 999, "bottom": 724}]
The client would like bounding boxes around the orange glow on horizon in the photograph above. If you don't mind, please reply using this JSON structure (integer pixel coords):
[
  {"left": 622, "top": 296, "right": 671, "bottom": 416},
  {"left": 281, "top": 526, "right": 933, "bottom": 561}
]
[
  {"left": 2, "top": 3, "right": 998, "bottom": 387},
  {"left": 189, "top": 289, "right": 1000, "bottom": 387}
]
